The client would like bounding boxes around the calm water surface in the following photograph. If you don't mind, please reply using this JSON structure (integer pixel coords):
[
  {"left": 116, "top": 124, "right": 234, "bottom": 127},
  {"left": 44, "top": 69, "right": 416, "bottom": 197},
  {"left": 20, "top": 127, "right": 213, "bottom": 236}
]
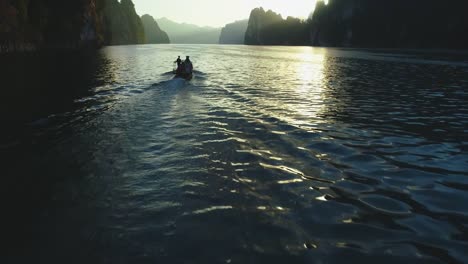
[{"left": 2, "top": 45, "right": 468, "bottom": 263}]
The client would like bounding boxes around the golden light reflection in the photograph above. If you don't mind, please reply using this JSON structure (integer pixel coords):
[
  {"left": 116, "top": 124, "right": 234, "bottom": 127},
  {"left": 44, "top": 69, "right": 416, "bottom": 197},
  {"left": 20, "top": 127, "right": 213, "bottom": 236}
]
[
  {"left": 269, "top": 156, "right": 283, "bottom": 161},
  {"left": 271, "top": 131, "right": 287, "bottom": 135},
  {"left": 292, "top": 47, "right": 327, "bottom": 120},
  {"left": 217, "top": 46, "right": 332, "bottom": 136},
  {"left": 260, "top": 162, "right": 334, "bottom": 184},
  {"left": 255, "top": 205, "right": 291, "bottom": 212},
  {"left": 277, "top": 179, "right": 304, "bottom": 185},
  {"left": 247, "top": 47, "right": 329, "bottom": 130},
  {"left": 336, "top": 242, "right": 348, "bottom": 248},
  {"left": 192, "top": 206, "right": 233, "bottom": 215},
  {"left": 304, "top": 243, "right": 318, "bottom": 249},
  {"left": 315, "top": 195, "right": 327, "bottom": 201},
  {"left": 238, "top": 178, "right": 253, "bottom": 183},
  {"left": 310, "top": 186, "right": 329, "bottom": 190}
]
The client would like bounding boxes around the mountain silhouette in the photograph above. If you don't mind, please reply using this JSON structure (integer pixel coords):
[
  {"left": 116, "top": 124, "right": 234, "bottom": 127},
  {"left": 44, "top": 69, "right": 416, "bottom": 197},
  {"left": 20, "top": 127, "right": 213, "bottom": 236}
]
[
  {"left": 156, "top": 17, "right": 221, "bottom": 44},
  {"left": 219, "top": 19, "right": 248, "bottom": 44}
]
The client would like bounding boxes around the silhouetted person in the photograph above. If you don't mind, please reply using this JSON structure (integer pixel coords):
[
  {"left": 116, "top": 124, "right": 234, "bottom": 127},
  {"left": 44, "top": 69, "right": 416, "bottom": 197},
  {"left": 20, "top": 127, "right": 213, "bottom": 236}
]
[
  {"left": 184, "top": 56, "right": 193, "bottom": 74},
  {"left": 175, "top": 56, "right": 182, "bottom": 66},
  {"left": 174, "top": 56, "right": 182, "bottom": 73}
]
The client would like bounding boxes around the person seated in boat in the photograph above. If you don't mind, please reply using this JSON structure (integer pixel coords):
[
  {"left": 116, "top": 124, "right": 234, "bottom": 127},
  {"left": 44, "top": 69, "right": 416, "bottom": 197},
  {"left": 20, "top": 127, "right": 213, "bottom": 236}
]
[
  {"left": 176, "top": 60, "right": 186, "bottom": 75},
  {"left": 184, "top": 56, "right": 193, "bottom": 74}
]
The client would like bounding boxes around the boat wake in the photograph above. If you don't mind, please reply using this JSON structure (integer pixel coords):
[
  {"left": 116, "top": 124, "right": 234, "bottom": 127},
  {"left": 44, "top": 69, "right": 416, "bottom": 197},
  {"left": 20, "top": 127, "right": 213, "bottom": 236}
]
[
  {"left": 153, "top": 77, "right": 188, "bottom": 90},
  {"left": 166, "top": 78, "right": 187, "bottom": 88}
]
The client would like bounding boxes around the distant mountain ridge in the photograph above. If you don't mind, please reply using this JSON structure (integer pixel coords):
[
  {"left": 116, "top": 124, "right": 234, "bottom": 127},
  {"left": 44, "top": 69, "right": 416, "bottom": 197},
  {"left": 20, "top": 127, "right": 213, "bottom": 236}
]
[
  {"left": 219, "top": 19, "right": 248, "bottom": 44},
  {"left": 141, "top": 15, "right": 170, "bottom": 44},
  {"left": 156, "top": 17, "right": 221, "bottom": 44}
]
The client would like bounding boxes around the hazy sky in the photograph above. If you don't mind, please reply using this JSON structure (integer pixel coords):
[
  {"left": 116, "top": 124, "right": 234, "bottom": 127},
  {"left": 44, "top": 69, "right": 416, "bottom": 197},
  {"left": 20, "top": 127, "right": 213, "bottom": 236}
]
[{"left": 132, "top": 0, "right": 318, "bottom": 27}]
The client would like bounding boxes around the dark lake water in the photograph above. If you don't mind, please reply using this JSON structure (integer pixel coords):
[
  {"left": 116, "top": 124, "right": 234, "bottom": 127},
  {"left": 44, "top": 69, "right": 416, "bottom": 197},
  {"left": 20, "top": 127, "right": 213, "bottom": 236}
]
[{"left": 1, "top": 45, "right": 468, "bottom": 263}]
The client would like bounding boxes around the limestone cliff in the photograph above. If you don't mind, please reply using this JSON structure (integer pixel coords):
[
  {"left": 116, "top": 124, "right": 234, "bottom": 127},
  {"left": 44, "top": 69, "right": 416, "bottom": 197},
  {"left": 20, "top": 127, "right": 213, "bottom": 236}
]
[
  {"left": 99, "top": 0, "right": 146, "bottom": 46},
  {"left": 245, "top": 7, "right": 309, "bottom": 46},
  {"left": 244, "top": 8, "right": 282, "bottom": 45},
  {"left": 309, "top": 0, "right": 468, "bottom": 48},
  {"left": 0, "top": 0, "right": 105, "bottom": 52},
  {"left": 0, "top": 0, "right": 148, "bottom": 52},
  {"left": 141, "top": 14, "right": 170, "bottom": 44},
  {"left": 219, "top": 19, "right": 248, "bottom": 45}
]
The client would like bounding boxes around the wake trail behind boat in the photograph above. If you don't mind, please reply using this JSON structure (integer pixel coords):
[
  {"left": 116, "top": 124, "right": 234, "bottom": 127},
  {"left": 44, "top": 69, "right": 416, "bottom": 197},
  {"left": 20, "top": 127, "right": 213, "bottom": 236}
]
[{"left": 153, "top": 78, "right": 189, "bottom": 92}]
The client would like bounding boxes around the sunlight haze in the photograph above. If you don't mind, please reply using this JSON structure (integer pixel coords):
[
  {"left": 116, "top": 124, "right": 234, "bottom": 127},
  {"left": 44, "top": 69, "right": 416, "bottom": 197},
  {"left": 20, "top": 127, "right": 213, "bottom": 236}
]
[{"left": 132, "top": 0, "right": 318, "bottom": 27}]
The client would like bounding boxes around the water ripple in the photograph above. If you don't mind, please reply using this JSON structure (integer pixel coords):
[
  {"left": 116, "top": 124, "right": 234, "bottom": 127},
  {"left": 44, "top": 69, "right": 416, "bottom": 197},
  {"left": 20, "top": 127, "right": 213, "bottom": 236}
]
[{"left": 4, "top": 45, "right": 468, "bottom": 263}]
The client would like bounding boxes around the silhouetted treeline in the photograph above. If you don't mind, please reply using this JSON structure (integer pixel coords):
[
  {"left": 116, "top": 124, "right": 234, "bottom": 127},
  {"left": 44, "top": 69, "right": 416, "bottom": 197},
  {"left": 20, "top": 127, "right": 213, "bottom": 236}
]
[
  {"left": 245, "top": 8, "right": 309, "bottom": 46},
  {"left": 310, "top": 0, "right": 468, "bottom": 48},
  {"left": 141, "top": 14, "right": 170, "bottom": 44},
  {"left": 245, "top": 1, "right": 468, "bottom": 48},
  {"left": 0, "top": 0, "right": 173, "bottom": 52}
]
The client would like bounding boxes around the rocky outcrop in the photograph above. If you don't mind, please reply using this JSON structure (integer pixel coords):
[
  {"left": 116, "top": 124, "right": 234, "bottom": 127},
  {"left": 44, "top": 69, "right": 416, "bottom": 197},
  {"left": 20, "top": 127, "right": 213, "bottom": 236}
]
[
  {"left": 99, "top": 0, "right": 146, "bottom": 46},
  {"left": 245, "top": 8, "right": 282, "bottom": 45},
  {"left": 219, "top": 19, "right": 248, "bottom": 44},
  {"left": 243, "top": 1, "right": 468, "bottom": 49},
  {"left": 0, "top": 0, "right": 148, "bottom": 53},
  {"left": 0, "top": 0, "right": 104, "bottom": 52},
  {"left": 309, "top": 0, "right": 468, "bottom": 48},
  {"left": 309, "top": 0, "right": 355, "bottom": 47},
  {"left": 141, "top": 14, "right": 169, "bottom": 44},
  {"left": 244, "top": 7, "right": 309, "bottom": 45}
]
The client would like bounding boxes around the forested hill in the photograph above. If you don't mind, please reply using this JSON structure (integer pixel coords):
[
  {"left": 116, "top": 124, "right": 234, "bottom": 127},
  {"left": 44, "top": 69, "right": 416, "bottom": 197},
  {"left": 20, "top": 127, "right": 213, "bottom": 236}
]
[
  {"left": 309, "top": 0, "right": 468, "bottom": 49},
  {"left": 245, "top": 0, "right": 468, "bottom": 48},
  {"left": 0, "top": 0, "right": 168, "bottom": 52},
  {"left": 244, "top": 7, "right": 309, "bottom": 46}
]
